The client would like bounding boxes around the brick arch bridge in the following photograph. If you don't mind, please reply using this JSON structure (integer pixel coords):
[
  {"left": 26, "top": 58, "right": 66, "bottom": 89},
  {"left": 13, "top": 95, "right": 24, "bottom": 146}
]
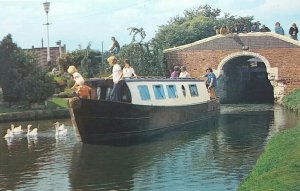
[{"left": 163, "top": 32, "right": 300, "bottom": 103}]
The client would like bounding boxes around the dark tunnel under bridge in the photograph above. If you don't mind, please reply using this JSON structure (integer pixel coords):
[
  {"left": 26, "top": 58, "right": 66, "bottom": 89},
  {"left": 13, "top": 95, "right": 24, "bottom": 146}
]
[{"left": 217, "top": 56, "right": 274, "bottom": 104}]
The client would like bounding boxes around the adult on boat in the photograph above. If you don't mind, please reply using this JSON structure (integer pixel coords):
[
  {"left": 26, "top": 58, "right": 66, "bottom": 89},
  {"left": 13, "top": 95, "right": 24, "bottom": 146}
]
[
  {"left": 123, "top": 59, "right": 137, "bottom": 78},
  {"left": 179, "top": 66, "right": 191, "bottom": 78},
  {"left": 105, "top": 56, "right": 123, "bottom": 101},
  {"left": 170, "top": 66, "right": 180, "bottom": 78},
  {"left": 205, "top": 67, "right": 217, "bottom": 100}
]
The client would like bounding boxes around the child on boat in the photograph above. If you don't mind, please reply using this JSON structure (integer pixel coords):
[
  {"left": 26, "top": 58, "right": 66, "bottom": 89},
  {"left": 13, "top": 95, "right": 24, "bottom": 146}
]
[{"left": 67, "top": 65, "right": 91, "bottom": 99}]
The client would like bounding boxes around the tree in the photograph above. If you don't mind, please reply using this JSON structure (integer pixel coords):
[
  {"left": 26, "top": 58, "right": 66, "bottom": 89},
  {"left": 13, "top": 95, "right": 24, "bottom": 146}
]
[
  {"left": 154, "top": 4, "right": 255, "bottom": 49},
  {"left": 0, "top": 34, "right": 18, "bottom": 86},
  {"left": 117, "top": 28, "right": 165, "bottom": 76},
  {"left": 57, "top": 44, "right": 101, "bottom": 78},
  {"left": 0, "top": 34, "right": 55, "bottom": 104},
  {"left": 127, "top": 27, "right": 146, "bottom": 43}
]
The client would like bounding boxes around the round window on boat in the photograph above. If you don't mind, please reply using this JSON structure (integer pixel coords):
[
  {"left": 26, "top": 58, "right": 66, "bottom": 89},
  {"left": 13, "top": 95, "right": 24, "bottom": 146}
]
[{"left": 181, "top": 85, "right": 186, "bottom": 97}]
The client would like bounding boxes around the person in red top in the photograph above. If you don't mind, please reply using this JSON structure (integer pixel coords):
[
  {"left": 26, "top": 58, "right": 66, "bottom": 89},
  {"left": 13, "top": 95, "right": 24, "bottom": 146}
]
[{"left": 289, "top": 23, "right": 298, "bottom": 40}]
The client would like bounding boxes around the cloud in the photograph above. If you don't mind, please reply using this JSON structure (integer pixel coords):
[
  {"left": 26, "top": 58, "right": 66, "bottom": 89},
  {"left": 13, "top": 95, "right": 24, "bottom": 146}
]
[{"left": 1, "top": 0, "right": 300, "bottom": 51}]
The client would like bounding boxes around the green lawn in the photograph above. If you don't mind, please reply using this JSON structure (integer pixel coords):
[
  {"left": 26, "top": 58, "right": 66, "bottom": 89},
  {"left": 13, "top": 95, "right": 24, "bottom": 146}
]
[
  {"left": 46, "top": 97, "right": 68, "bottom": 109},
  {"left": 0, "top": 98, "right": 68, "bottom": 113}
]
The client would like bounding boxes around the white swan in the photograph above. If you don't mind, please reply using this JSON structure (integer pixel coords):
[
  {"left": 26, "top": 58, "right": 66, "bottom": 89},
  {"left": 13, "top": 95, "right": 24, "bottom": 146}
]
[
  {"left": 4, "top": 129, "right": 14, "bottom": 138},
  {"left": 55, "top": 124, "right": 67, "bottom": 137},
  {"left": 11, "top": 124, "right": 23, "bottom": 134},
  {"left": 27, "top": 124, "right": 38, "bottom": 137},
  {"left": 54, "top": 122, "right": 65, "bottom": 131}
]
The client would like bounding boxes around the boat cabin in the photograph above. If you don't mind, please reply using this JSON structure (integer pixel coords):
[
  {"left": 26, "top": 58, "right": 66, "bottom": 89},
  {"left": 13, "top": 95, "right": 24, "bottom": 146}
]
[{"left": 85, "top": 77, "right": 210, "bottom": 106}]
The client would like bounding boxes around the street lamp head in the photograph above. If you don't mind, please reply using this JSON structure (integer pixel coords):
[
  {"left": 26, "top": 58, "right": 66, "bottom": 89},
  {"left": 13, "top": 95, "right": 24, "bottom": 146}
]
[{"left": 43, "top": 1, "right": 50, "bottom": 14}]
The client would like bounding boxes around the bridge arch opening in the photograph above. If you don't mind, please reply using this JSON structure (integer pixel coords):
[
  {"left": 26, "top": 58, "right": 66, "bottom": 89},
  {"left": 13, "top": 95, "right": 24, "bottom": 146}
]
[{"left": 216, "top": 52, "right": 274, "bottom": 104}]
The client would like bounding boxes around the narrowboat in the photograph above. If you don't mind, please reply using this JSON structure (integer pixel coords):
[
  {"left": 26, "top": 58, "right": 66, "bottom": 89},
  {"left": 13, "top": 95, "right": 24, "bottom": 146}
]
[{"left": 68, "top": 77, "right": 220, "bottom": 145}]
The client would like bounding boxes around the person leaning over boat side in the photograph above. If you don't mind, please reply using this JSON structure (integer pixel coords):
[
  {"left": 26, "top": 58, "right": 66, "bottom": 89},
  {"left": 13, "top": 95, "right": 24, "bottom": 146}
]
[
  {"left": 123, "top": 59, "right": 137, "bottom": 78},
  {"left": 105, "top": 56, "right": 123, "bottom": 101},
  {"left": 179, "top": 66, "right": 191, "bottom": 78},
  {"left": 205, "top": 67, "right": 217, "bottom": 100},
  {"left": 67, "top": 65, "right": 91, "bottom": 99}
]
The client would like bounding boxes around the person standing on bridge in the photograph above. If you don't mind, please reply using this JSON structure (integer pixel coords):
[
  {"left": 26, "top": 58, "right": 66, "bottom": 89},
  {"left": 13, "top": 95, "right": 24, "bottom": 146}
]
[
  {"left": 205, "top": 67, "right": 217, "bottom": 100},
  {"left": 289, "top": 23, "right": 298, "bottom": 40},
  {"left": 275, "top": 22, "right": 285, "bottom": 35}
]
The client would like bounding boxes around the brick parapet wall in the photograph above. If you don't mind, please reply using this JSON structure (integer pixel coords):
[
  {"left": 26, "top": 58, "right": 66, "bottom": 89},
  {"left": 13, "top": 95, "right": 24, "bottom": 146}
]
[{"left": 165, "top": 48, "right": 300, "bottom": 94}]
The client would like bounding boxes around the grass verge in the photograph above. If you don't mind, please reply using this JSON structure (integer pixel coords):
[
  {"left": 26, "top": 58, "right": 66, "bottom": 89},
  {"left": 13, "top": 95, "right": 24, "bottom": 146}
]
[
  {"left": 282, "top": 88, "right": 300, "bottom": 113},
  {"left": 46, "top": 98, "right": 68, "bottom": 109},
  {"left": 238, "top": 123, "right": 300, "bottom": 191},
  {"left": 239, "top": 89, "right": 300, "bottom": 191}
]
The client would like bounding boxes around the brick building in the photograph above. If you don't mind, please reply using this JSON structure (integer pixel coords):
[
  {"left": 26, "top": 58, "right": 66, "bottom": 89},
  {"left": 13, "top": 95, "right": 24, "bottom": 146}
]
[
  {"left": 24, "top": 45, "right": 66, "bottom": 68},
  {"left": 163, "top": 32, "right": 300, "bottom": 103}
]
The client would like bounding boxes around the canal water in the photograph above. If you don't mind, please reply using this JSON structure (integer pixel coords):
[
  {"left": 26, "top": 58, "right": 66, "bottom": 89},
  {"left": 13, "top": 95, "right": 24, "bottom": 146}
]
[{"left": 0, "top": 104, "right": 299, "bottom": 191}]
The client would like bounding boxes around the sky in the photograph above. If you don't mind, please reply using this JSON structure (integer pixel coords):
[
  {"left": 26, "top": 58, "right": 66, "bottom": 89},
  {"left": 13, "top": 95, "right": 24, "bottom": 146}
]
[{"left": 1, "top": 0, "right": 300, "bottom": 51}]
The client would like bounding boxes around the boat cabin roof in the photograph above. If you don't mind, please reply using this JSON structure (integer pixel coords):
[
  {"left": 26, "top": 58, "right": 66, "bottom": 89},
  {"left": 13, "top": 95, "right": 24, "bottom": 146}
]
[
  {"left": 85, "top": 77, "right": 204, "bottom": 86},
  {"left": 85, "top": 77, "right": 210, "bottom": 106}
]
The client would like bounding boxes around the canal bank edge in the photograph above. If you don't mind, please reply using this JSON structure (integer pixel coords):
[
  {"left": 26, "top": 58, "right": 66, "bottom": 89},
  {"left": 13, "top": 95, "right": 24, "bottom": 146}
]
[
  {"left": 238, "top": 123, "right": 300, "bottom": 191},
  {"left": 0, "top": 109, "right": 69, "bottom": 123},
  {"left": 238, "top": 89, "right": 300, "bottom": 191}
]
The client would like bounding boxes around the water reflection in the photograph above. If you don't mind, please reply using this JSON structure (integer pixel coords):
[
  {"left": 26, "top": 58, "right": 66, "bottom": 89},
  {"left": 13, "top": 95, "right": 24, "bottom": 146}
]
[
  {"left": 0, "top": 105, "right": 299, "bottom": 190},
  {"left": 70, "top": 118, "right": 218, "bottom": 190},
  {"left": 0, "top": 119, "right": 73, "bottom": 190},
  {"left": 68, "top": 107, "right": 283, "bottom": 191}
]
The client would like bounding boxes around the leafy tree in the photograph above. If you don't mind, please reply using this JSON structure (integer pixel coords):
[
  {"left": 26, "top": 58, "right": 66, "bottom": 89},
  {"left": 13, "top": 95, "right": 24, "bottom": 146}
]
[
  {"left": 0, "top": 34, "right": 55, "bottom": 104},
  {"left": 115, "top": 5, "right": 256, "bottom": 77},
  {"left": 57, "top": 43, "right": 101, "bottom": 78},
  {"left": 154, "top": 4, "right": 255, "bottom": 49},
  {"left": 0, "top": 34, "right": 18, "bottom": 86},
  {"left": 117, "top": 28, "right": 165, "bottom": 76},
  {"left": 127, "top": 27, "right": 146, "bottom": 43}
]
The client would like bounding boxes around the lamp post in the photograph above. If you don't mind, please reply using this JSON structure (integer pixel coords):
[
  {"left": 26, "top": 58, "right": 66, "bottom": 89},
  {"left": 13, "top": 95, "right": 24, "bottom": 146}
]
[{"left": 43, "top": 1, "right": 51, "bottom": 63}]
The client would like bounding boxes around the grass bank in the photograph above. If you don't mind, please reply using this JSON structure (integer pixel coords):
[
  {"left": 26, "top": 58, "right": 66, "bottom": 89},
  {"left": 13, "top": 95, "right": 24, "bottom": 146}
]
[
  {"left": 0, "top": 98, "right": 68, "bottom": 113},
  {"left": 238, "top": 123, "right": 300, "bottom": 191},
  {"left": 282, "top": 88, "right": 300, "bottom": 113},
  {"left": 0, "top": 98, "right": 69, "bottom": 122},
  {"left": 45, "top": 97, "right": 68, "bottom": 109},
  {"left": 239, "top": 89, "right": 300, "bottom": 191}
]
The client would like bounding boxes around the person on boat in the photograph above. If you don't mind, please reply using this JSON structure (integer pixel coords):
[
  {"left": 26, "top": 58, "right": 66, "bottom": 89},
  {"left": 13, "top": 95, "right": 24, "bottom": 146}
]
[
  {"left": 179, "top": 66, "right": 191, "bottom": 78},
  {"left": 109, "top": 36, "right": 120, "bottom": 54},
  {"left": 170, "top": 66, "right": 180, "bottom": 78},
  {"left": 123, "top": 59, "right": 137, "bottom": 78},
  {"left": 205, "top": 67, "right": 217, "bottom": 100},
  {"left": 105, "top": 56, "right": 123, "bottom": 101},
  {"left": 67, "top": 65, "right": 91, "bottom": 98}
]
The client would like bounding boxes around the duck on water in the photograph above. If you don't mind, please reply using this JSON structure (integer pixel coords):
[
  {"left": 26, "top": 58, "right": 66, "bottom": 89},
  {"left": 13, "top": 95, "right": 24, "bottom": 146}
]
[{"left": 68, "top": 76, "right": 220, "bottom": 145}]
